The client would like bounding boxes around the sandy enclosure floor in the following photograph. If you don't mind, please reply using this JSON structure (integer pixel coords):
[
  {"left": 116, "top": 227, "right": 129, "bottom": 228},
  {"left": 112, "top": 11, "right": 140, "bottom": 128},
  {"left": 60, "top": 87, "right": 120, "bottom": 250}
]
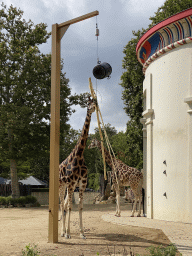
[{"left": 0, "top": 203, "right": 176, "bottom": 256}]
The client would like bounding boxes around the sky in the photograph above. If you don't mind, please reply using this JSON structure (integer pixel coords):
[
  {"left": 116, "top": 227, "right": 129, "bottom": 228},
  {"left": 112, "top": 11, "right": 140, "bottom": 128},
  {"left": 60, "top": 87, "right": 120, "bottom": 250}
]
[{"left": 3, "top": 0, "right": 166, "bottom": 134}]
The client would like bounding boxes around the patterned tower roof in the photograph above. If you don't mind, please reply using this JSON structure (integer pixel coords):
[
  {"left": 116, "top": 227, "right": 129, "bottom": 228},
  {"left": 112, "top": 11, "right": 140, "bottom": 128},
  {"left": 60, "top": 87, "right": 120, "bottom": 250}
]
[{"left": 136, "top": 8, "right": 192, "bottom": 74}]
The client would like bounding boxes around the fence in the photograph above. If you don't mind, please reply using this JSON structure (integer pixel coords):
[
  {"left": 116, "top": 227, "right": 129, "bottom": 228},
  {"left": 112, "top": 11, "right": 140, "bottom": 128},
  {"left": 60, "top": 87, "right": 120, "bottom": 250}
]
[{"left": 0, "top": 184, "right": 31, "bottom": 197}]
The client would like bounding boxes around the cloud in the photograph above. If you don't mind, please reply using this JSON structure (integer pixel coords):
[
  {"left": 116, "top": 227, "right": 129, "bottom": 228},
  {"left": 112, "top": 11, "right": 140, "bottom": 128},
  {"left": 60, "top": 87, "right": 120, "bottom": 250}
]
[
  {"left": 3, "top": 0, "right": 166, "bottom": 135},
  {"left": 121, "top": 0, "right": 164, "bottom": 15}
]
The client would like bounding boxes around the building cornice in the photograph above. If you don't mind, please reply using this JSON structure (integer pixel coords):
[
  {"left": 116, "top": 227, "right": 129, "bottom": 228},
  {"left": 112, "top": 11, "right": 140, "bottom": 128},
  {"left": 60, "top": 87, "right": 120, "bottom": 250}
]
[
  {"left": 142, "top": 109, "right": 154, "bottom": 118},
  {"left": 136, "top": 8, "right": 192, "bottom": 74}
]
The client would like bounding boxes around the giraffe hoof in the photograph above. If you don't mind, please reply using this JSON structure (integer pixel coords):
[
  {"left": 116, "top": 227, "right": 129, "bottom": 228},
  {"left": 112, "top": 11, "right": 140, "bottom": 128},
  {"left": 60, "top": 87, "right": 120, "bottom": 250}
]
[
  {"left": 130, "top": 215, "right": 134, "bottom": 217},
  {"left": 137, "top": 214, "right": 141, "bottom": 217},
  {"left": 80, "top": 234, "right": 86, "bottom": 239},
  {"left": 65, "top": 234, "right": 71, "bottom": 239},
  {"left": 61, "top": 233, "right": 65, "bottom": 237}
]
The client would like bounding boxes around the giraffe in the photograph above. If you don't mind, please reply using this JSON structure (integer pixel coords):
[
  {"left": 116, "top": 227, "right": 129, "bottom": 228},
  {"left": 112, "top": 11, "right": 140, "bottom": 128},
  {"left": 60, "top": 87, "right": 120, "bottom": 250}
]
[
  {"left": 59, "top": 97, "right": 96, "bottom": 239},
  {"left": 125, "top": 188, "right": 138, "bottom": 211},
  {"left": 88, "top": 138, "right": 143, "bottom": 217}
]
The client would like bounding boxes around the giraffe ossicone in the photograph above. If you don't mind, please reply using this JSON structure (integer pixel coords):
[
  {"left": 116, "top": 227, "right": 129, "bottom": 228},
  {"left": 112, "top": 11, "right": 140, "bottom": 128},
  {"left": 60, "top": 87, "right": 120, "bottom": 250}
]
[
  {"left": 88, "top": 138, "right": 143, "bottom": 217},
  {"left": 59, "top": 97, "right": 96, "bottom": 239}
]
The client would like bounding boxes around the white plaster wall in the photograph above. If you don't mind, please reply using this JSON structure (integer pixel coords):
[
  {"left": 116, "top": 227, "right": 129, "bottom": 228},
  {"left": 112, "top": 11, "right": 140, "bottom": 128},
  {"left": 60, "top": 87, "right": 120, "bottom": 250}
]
[{"left": 144, "top": 43, "right": 192, "bottom": 223}]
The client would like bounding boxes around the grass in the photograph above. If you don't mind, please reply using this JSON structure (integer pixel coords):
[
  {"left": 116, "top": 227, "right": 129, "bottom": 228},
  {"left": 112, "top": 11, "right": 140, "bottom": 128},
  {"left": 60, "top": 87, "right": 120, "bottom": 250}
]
[
  {"left": 22, "top": 244, "right": 40, "bottom": 256},
  {"left": 22, "top": 244, "right": 56, "bottom": 256},
  {"left": 20, "top": 243, "right": 182, "bottom": 256}
]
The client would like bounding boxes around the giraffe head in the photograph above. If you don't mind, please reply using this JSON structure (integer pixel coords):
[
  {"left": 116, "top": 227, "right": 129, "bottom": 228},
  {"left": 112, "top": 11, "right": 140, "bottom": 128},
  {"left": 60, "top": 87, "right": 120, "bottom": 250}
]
[
  {"left": 88, "top": 138, "right": 100, "bottom": 149},
  {"left": 87, "top": 97, "right": 96, "bottom": 115}
]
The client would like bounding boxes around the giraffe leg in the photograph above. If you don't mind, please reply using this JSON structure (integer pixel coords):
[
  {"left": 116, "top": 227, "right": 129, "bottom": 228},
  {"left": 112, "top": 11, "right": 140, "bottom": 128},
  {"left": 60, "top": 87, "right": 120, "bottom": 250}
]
[
  {"left": 65, "top": 190, "right": 72, "bottom": 239},
  {"left": 62, "top": 192, "right": 68, "bottom": 236},
  {"left": 131, "top": 189, "right": 138, "bottom": 217},
  {"left": 59, "top": 184, "right": 67, "bottom": 237},
  {"left": 130, "top": 196, "right": 137, "bottom": 217},
  {"left": 115, "top": 185, "right": 121, "bottom": 217},
  {"left": 137, "top": 188, "right": 142, "bottom": 217},
  {"left": 79, "top": 180, "right": 86, "bottom": 239}
]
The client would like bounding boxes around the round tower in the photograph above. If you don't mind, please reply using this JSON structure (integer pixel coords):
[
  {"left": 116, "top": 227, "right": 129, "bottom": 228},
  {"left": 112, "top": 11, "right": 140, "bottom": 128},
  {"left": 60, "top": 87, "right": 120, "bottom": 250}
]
[{"left": 136, "top": 8, "right": 192, "bottom": 223}]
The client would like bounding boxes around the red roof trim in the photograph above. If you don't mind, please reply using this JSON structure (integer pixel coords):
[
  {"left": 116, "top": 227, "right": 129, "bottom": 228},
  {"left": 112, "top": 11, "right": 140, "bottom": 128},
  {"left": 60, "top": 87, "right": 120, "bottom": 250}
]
[{"left": 136, "top": 8, "right": 192, "bottom": 53}]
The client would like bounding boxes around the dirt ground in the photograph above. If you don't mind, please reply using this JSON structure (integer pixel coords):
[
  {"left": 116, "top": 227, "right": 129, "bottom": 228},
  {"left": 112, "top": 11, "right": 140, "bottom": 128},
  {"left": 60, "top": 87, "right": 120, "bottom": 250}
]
[{"left": 0, "top": 203, "right": 176, "bottom": 256}]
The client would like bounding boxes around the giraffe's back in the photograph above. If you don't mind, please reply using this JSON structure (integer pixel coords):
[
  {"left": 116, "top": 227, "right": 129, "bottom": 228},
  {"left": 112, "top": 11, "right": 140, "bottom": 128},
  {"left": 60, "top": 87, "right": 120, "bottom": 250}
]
[{"left": 112, "top": 162, "right": 143, "bottom": 189}]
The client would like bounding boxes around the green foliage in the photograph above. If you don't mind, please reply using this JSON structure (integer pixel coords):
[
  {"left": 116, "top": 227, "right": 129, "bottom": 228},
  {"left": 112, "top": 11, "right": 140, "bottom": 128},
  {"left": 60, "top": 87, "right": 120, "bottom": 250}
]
[
  {"left": 86, "top": 124, "right": 117, "bottom": 170},
  {"left": 121, "top": 29, "right": 145, "bottom": 122},
  {"left": 0, "top": 3, "right": 52, "bottom": 181},
  {"left": 22, "top": 244, "right": 40, "bottom": 256},
  {"left": 17, "top": 196, "right": 27, "bottom": 206},
  {"left": 0, "top": 196, "right": 16, "bottom": 206},
  {"left": 60, "top": 127, "right": 80, "bottom": 163},
  {"left": 0, "top": 196, "right": 6, "bottom": 205},
  {"left": 138, "top": 243, "right": 182, "bottom": 256},
  {"left": 93, "top": 123, "right": 117, "bottom": 149},
  {"left": 0, "top": 195, "right": 37, "bottom": 206},
  {"left": 0, "top": 3, "right": 89, "bottom": 184},
  {"left": 25, "top": 195, "right": 37, "bottom": 204},
  {"left": 31, "top": 188, "right": 49, "bottom": 192},
  {"left": 120, "top": 29, "right": 145, "bottom": 169},
  {"left": 111, "top": 131, "right": 129, "bottom": 164},
  {"left": 22, "top": 243, "right": 57, "bottom": 256},
  {"left": 88, "top": 173, "right": 100, "bottom": 191},
  {"left": 96, "top": 244, "right": 181, "bottom": 256},
  {"left": 149, "top": 0, "right": 192, "bottom": 27},
  {"left": 125, "top": 120, "right": 143, "bottom": 169}
]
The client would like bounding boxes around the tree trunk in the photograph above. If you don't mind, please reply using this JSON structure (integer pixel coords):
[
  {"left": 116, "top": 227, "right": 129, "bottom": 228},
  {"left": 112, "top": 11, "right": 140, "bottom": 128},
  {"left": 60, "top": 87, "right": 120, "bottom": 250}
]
[
  {"left": 8, "top": 129, "right": 20, "bottom": 198},
  {"left": 10, "top": 159, "right": 20, "bottom": 198}
]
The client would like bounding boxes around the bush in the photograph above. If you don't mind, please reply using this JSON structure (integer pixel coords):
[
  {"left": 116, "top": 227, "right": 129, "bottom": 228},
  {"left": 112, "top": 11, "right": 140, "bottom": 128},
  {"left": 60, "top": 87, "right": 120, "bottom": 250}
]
[
  {"left": 0, "top": 196, "right": 7, "bottom": 205},
  {"left": 31, "top": 188, "right": 49, "bottom": 192},
  {"left": 22, "top": 243, "right": 56, "bottom": 256},
  {"left": 22, "top": 243, "right": 40, "bottom": 256},
  {"left": 136, "top": 243, "right": 182, "bottom": 256},
  {"left": 88, "top": 173, "right": 100, "bottom": 192},
  {"left": 0, "top": 195, "right": 38, "bottom": 207},
  {"left": 25, "top": 195, "right": 37, "bottom": 204},
  {"left": 17, "top": 197, "right": 27, "bottom": 206},
  {"left": 6, "top": 196, "right": 16, "bottom": 206}
]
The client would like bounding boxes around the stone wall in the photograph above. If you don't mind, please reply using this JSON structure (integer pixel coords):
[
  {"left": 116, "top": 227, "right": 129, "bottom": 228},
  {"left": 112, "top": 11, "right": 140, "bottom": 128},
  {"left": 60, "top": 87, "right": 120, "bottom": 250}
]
[
  {"left": 31, "top": 191, "right": 100, "bottom": 205},
  {"left": 73, "top": 192, "right": 100, "bottom": 204},
  {"left": 31, "top": 191, "right": 49, "bottom": 205}
]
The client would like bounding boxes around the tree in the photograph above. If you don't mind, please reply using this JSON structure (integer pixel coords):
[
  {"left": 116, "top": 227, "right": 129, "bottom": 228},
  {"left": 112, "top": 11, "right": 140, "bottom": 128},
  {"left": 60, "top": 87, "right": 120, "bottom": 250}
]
[
  {"left": 120, "top": 29, "right": 146, "bottom": 169},
  {"left": 149, "top": 0, "right": 192, "bottom": 27},
  {"left": 120, "top": 0, "right": 191, "bottom": 170},
  {"left": 0, "top": 3, "right": 86, "bottom": 197},
  {"left": 84, "top": 124, "right": 117, "bottom": 190}
]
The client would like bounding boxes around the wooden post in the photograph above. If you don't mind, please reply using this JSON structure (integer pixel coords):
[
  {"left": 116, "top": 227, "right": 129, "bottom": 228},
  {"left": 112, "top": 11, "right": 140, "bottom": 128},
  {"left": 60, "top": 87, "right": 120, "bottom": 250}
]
[
  {"left": 49, "top": 23, "right": 61, "bottom": 243},
  {"left": 49, "top": 11, "right": 99, "bottom": 244}
]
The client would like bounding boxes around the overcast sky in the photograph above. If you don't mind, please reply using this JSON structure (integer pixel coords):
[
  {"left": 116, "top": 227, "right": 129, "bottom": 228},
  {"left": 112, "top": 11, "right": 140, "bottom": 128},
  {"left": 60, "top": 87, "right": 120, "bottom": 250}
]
[{"left": 4, "top": 0, "right": 165, "bottom": 134}]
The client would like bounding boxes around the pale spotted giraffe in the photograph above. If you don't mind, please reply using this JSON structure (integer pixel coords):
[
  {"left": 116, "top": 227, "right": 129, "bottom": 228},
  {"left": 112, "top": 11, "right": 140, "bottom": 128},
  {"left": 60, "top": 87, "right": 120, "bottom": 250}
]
[
  {"left": 125, "top": 188, "right": 137, "bottom": 211},
  {"left": 59, "top": 97, "right": 96, "bottom": 239},
  {"left": 88, "top": 138, "right": 143, "bottom": 217}
]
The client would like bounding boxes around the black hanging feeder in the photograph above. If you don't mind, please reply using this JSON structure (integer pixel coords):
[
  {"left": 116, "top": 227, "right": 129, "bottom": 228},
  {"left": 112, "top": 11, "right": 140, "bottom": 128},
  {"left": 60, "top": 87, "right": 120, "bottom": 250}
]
[{"left": 93, "top": 62, "right": 112, "bottom": 79}]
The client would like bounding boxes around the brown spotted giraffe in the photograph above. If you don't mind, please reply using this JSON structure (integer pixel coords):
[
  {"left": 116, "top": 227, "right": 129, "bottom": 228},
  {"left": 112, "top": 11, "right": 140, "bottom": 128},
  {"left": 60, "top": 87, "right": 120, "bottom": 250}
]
[
  {"left": 59, "top": 97, "right": 96, "bottom": 239},
  {"left": 88, "top": 138, "right": 143, "bottom": 217}
]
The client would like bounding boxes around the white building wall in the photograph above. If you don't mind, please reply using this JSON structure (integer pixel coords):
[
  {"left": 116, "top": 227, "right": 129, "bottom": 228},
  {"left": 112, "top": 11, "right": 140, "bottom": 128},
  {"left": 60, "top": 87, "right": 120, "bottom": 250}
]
[{"left": 143, "top": 43, "right": 192, "bottom": 223}]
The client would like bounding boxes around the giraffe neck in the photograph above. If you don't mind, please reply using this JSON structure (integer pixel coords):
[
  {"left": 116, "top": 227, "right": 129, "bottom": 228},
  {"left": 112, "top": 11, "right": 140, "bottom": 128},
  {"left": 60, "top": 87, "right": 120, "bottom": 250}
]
[
  {"left": 75, "top": 110, "right": 92, "bottom": 158},
  {"left": 96, "top": 142, "right": 115, "bottom": 169}
]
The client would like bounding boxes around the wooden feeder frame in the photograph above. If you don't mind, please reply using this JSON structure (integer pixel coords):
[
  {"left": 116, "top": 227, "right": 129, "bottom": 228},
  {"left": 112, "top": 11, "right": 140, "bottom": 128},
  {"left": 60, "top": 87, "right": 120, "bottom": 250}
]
[{"left": 49, "top": 10, "right": 99, "bottom": 244}]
